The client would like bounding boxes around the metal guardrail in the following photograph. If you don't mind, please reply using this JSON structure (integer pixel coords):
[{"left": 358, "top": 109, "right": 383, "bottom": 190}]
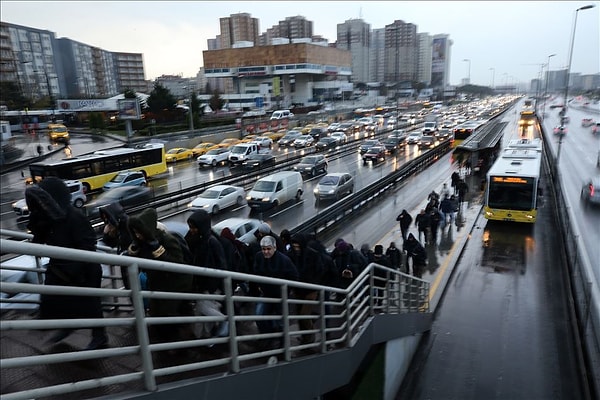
[
  {"left": 0, "top": 234, "right": 430, "bottom": 400},
  {"left": 540, "top": 120, "right": 600, "bottom": 399}
]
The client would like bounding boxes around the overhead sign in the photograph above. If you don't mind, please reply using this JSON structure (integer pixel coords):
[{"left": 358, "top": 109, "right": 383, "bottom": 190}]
[{"left": 57, "top": 99, "right": 118, "bottom": 111}]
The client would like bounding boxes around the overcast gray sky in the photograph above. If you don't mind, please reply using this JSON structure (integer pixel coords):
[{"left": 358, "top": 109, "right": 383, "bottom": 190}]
[{"left": 2, "top": 1, "right": 598, "bottom": 86}]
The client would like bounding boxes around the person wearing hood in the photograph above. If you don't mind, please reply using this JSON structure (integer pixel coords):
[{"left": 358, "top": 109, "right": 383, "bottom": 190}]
[
  {"left": 185, "top": 210, "right": 229, "bottom": 338},
  {"left": 25, "top": 177, "right": 108, "bottom": 350},
  {"left": 330, "top": 239, "right": 367, "bottom": 289},
  {"left": 99, "top": 202, "right": 133, "bottom": 289},
  {"left": 127, "top": 207, "right": 193, "bottom": 342},
  {"left": 403, "top": 233, "right": 427, "bottom": 278},
  {"left": 288, "top": 232, "right": 325, "bottom": 344}
]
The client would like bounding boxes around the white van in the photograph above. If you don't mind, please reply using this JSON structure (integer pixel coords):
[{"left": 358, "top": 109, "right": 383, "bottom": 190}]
[
  {"left": 228, "top": 143, "right": 259, "bottom": 165},
  {"left": 246, "top": 171, "right": 303, "bottom": 210},
  {"left": 270, "top": 110, "right": 294, "bottom": 120}
]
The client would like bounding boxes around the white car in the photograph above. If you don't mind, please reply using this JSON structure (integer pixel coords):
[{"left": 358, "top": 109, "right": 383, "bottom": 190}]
[
  {"left": 330, "top": 131, "right": 348, "bottom": 144},
  {"left": 406, "top": 132, "right": 423, "bottom": 144},
  {"left": 327, "top": 122, "right": 341, "bottom": 132},
  {"left": 212, "top": 217, "right": 263, "bottom": 245},
  {"left": 197, "top": 148, "right": 230, "bottom": 167},
  {"left": 187, "top": 184, "right": 246, "bottom": 214},
  {"left": 293, "top": 134, "right": 315, "bottom": 148},
  {"left": 250, "top": 136, "right": 273, "bottom": 149}
]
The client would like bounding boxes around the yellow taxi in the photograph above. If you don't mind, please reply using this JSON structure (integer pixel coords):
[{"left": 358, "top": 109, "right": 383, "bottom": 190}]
[
  {"left": 165, "top": 147, "right": 194, "bottom": 162},
  {"left": 217, "top": 138, "right": 241, "bottom": 149},
  {"left": 239, "top": 134, "right": 258, "bottom": 143},
  {"left": 301, "top": 124, "right": 315, "bottom": 134},
  {"left": 47, "top": 123, "right": 70, "bottom": 142},
  {"left": 265, "top": 130, "right": 286, "bottom": 142},
  {"left": 192, "top": 142, "right": 217, "bottom": 156}
]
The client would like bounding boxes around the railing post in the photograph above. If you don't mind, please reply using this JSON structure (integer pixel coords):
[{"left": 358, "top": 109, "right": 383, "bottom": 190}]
[
  {"left": 223, "top": 276, "right": 240, "bottom": 373},
  {"left": 127, "top": 263, "right": 156, "bottom": 392},
  {"left": 319, "top": 289, "right": 327, "bottom": 353},
  {"left": 281, "top": 284, "right": 291, "bottom": 361}
]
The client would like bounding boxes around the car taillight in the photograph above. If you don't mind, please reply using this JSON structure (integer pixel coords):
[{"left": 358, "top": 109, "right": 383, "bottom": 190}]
[{"left": 590, "top": 184, "right": 595, "bottom": 197}]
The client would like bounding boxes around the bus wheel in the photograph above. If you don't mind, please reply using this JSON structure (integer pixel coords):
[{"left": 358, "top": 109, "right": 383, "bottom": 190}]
[{"left": 82, "top": 183, "right": 91, "bottom": 193}]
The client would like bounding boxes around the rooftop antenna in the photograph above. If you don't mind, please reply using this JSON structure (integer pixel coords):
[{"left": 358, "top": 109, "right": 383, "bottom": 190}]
[{"left": 359, "top": 7, "right": 363, "bottom": 19}]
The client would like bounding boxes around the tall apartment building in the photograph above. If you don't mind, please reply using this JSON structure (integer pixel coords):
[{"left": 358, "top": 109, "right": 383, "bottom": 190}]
[
  {"left": 369, "top": 28, "right": 385, "bottom": 84},
  {"left": 0, "top": 21, "right": 147, "bottom": 100},
  {"left": 260, "top": 15, "right": 313, "bottom": 46},
  {"left": 337, "top": 19, "right": 370, "bottom": 84},
  {"left": 384, "top": 20, "right": 418, "bottom": 84},
  {"left": 219, "top": 13, "right": 260, "bottom": 48},
  {"left": 0, "top": 22, "right": 60, "bottom": 101},
  {"left": 417, "top": 33, "right": 432, "bottom": 86}
]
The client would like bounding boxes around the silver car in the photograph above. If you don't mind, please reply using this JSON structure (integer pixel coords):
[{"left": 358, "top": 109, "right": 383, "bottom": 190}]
[{"left": 314, "top": 172, "right": 354, "bottom": 201}]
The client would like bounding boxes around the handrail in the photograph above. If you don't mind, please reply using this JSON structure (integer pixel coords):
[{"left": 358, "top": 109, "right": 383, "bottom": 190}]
[{"left": 0, "top": 235, "right": 429, "bottom": 400}]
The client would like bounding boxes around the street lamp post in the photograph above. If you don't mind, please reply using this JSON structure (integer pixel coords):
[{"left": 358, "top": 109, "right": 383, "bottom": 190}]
[
  {"left": 189, "top": 89, "right": 194, "bottom": 134},
  {"left": 557, "top": 4, "right": 595, "bottom": 171},
  {"left": 543, "top": 53, "right": 556, "bottom": 116},
  {"left": 462, "top": 59, "right": 471, "bottom": 84}
]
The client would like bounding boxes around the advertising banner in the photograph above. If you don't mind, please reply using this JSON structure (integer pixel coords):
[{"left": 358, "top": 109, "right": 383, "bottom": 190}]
[{"left": 117, "top": 99, "right": 141, "bottom": 120}]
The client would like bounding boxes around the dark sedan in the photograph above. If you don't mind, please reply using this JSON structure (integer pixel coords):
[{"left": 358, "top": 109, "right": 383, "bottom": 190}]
[
  {"left": 418, "top": 135, "right": 438, "bottom": 149},
  {"left": 359, "top": 139, "right": 383, "bottom": 154},
  {"left": 362, "top": 145, "right": 386, "bottom": 165},
  {"left": 293, "top": 154, "right": 328, "bottom": 176},
  {"left": 85, "top": 186, "right": 153, "bottom": 218},
  {"left": 381, "top": 137, "right": 403, "bottom": 154},
  {"left": 315, "top": 137, "right": 338, "bottom": 152},
  {"left": 240, "top": 153, "right": 276, "bottom": 170}
]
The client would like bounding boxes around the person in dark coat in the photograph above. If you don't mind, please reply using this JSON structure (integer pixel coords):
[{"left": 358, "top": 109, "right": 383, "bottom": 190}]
[
  {"left": 385, "top": 241, "right": 402, "bottom": 270},
  {"left": 25, "top": 177, "right": 108, "bottom": 350},
  {"left": 457, "top": 179, "right": 469, "bottom": 205},
  {"left": 372, "top": 244, "right": 390, "bottom": 306},
  {"left": 127, "top": 207, "right": 193, "bottom": 342},
  {"left": 251, "top": 236, "right": 299, "bottom": 337},
  {"left": 99, "top": 202, "right": 133, "bottom": 289},
  {"left": 287, "top": 232, "right": 324, "bottom": 344},
  {"left": 451, "top": 171, "right": 460, "bottom": 195},
  {"left": 396, "top": 209, "right": 412, "bottom": 241},
  {"left": 415, "top": 209, "right": 431, "bottom": 245},
  {"left": 186, "top": 210, "right": 229, "bottom": 338},
  {"left": 403, "top": 233, "right": 427, "bottom": 278},
  {"left": 330, "top": 239, "right": 367, "bottom": 289},
  {"left": 429, "top": 208, "right": 443, "bottom": 244}
]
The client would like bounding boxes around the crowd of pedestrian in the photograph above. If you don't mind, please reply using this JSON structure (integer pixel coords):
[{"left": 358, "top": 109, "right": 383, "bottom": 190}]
[{"left": 32, "top": 170, "right": 469, "bottom": 352}]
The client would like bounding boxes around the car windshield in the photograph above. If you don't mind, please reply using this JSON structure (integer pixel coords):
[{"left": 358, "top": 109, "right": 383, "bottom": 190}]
[
  {"left": 200, "top": 189, "right": 220, "bottom": 199},
  {"left": 253, "top": 181, "right": 276, "bottom": 192},
  {"left": 363, "top": 140, "right": 379, "bottom": 146},
  {"left": 110, "top": 173, "right": 128, "bottom": 183},
  {"left": 205, "top": 149, "right": 220, "bottom": 155},
  {"left": 167, "top": 149, "right": 179, "bottom": 154},
  {"left": 319, "top": 176, "right": 340, "bottom": 186},
  {"left": 301, "top": 156, "right": 318, "bottom": 164}
]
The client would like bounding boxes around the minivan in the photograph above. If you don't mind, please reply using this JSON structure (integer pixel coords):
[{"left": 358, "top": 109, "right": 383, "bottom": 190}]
[
  {"left": 246, "top": 171, "right": 303, "bottom": 210},
  {"left": 228, "top": 143, "right": 259, "bottom": 165},
  {"left": 270, "top": 110, "right": 294, "bottom": 120}
]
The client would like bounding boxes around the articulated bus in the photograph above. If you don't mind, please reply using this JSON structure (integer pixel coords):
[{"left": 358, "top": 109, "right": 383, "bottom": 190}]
[
  {"left": 484, "top": 138, "right": 542, "bottom": 223},
  {"left": 28, "top": 143, "right": 167, "bottom": 192}
]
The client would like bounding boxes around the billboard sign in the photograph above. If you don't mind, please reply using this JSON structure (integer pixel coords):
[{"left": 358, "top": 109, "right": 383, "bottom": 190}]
[{"left": 117, "top": 99, "right": 141, "bottom": 120}]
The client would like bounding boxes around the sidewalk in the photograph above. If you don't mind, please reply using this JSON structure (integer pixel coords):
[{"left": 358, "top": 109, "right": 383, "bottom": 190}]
[{"left": 375, "top": 168, "right": 485, "bottom": 311}]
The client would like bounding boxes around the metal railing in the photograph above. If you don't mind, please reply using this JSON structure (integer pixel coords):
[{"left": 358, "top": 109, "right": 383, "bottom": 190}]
[{"left": 0, "top": 233, "right": 429, "bottom": 400}]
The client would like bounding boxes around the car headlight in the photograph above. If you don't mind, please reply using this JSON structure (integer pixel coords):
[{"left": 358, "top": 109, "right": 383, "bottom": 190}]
[{"left": 313, "top": 188, "right": 319, "bottom": 194}]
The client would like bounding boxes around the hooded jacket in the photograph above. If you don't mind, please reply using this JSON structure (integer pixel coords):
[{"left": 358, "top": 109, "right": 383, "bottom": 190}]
[
  {"left": 25, "top": 177, "right": 102, "bottom": 320},
  {"left": 99, "top": 202, "right": 132, "bottom": 252},
  {"left": 185, "top": 210, "right": 227, "bottom": 293},
  {"left": 288, "top": 233, "right": 325, "bottom": 288},
  {"left": 127, "top": 208, "right": 192, "bottom": 317}
]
